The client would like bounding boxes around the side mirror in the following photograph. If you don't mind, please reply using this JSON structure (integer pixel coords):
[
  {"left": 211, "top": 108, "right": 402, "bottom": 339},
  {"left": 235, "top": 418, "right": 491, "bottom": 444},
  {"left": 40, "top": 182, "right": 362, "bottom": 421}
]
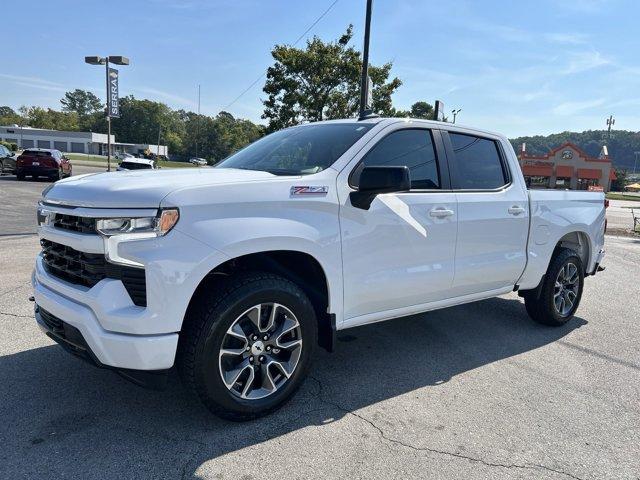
[{"left": 350, "top": 166, "right": 411, "bottom": 210}]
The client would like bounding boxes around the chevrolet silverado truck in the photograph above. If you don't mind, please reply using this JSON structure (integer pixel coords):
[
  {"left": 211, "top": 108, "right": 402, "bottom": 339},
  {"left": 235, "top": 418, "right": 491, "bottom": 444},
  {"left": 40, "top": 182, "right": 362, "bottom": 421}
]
[{"left": 32, "top": 118, "right": 606, "bottom": 420}]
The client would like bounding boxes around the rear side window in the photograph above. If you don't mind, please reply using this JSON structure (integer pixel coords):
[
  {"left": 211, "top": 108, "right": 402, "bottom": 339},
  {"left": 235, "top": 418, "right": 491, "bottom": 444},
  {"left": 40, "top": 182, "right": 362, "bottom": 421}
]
[
  {"left": 356, "top": 129, "right": 440, "bottom": 189},
  {"left": 449, "top": 133, "right": 507, "bottom": 189}
]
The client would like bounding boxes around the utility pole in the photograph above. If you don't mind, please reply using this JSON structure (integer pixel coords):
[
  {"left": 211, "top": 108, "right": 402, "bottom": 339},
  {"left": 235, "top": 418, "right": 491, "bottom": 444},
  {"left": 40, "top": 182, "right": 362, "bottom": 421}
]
[
  {"left": 157, "top": 124, "right": 162, "bottom": 162},
  {"left": 606, "top": 115, "right": 615, "bottom": 144},
  {"left": 195, "top": 84, "right": 201, "bottom": 159},
  {"left": 634, "top": 151, "right": 640, "bottom": 175},
  {"left": 359, "top": 0, "right": 374, "bottom": 119},
  {"left": 451, "top": 109, "right": 462, "bottom": 124}
]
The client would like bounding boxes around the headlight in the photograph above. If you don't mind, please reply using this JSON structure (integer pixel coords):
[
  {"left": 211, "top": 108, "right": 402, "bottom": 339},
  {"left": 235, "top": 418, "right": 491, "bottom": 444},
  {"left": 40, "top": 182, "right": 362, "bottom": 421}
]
[
  {"left": 36, "top": 204, "right": 52, "bottom": 226},
  {"left": 96, "top": 208, "right": 179, "bottom": 237}
]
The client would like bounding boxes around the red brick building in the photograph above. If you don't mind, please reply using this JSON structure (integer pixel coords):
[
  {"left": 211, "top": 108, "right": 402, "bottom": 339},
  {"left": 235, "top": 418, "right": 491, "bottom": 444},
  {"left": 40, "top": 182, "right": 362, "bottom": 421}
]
[{"left": 518, "top": 142, "right": 616, "bottom": 192}]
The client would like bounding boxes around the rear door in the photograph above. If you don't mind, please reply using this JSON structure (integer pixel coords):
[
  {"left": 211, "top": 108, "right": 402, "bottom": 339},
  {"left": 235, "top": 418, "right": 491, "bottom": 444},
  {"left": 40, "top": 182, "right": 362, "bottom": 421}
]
[
  {"left": 443, "top": 131, "right": 529, "bottom": 296},
  {"left": 339, "top": 126, "right": 458, "bottom": 323}
]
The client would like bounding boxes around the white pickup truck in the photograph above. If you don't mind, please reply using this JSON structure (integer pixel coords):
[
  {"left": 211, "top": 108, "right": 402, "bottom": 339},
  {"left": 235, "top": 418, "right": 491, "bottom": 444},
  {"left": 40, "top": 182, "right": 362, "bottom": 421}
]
[{"left": 33, "top": 118, "right": 606, "bottom": 420}]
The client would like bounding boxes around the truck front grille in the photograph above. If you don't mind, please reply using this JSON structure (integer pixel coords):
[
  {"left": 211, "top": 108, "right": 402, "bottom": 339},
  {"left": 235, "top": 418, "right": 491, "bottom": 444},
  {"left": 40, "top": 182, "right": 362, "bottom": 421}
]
[
  {"left": 41, "top": 239, "right": 147, "bottom": 306},
  {"left": 52, "top": 213, "right": 96, "bottom": 234}
]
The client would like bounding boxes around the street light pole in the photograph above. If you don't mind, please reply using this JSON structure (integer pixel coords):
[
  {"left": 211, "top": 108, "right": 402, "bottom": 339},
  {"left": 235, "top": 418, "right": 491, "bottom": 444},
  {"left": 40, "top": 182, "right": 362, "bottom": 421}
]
[
  {"left": 606, "top": 115, "right": 615, "bottom": 144},
  {"left": 85, "top": 55, "right": 129, "bottom": 172},
  {"left": 634, "top": 151, "right": 639, "bottom": 175},
  {"left": 452, "top": 109, "right": 462, "bottom": 124}
]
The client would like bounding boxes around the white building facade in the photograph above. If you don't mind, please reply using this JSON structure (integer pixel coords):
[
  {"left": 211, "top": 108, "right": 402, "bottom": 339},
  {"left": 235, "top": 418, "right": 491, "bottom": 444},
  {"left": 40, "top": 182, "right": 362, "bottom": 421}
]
[{"left": 0, "top": 125, "right": 168, "bottom": 156}]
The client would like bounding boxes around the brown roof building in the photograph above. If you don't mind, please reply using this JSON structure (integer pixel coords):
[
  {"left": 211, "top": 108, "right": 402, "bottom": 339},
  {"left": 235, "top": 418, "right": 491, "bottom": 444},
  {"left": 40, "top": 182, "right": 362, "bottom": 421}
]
[{"left": 518, "top": 142, "right": 616, "bottom": 192}]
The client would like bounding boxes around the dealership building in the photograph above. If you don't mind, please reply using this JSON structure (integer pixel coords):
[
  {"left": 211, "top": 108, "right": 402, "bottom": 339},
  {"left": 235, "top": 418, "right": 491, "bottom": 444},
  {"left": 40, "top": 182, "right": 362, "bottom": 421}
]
[
  {"left": 518, "top": 142, "right": 616, "bottom": 192},
  {"left": 0, "top": 125, "right": 168, "bottom": 157}
]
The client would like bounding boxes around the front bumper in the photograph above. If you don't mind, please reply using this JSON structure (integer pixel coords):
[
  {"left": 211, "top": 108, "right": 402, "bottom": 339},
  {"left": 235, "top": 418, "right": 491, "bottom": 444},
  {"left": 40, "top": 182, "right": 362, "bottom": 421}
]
[
  {"left": 35, "top": 304, "right": 170, "bottom": 388},
  {"left": 33, "top": 271, "right": 178, "bottom": 370}
]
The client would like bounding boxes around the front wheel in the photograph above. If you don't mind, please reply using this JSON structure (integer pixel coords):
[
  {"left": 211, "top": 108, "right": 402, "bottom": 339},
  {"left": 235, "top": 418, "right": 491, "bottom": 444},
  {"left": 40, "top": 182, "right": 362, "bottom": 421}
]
[
  {"left": 177, "top": 272, "right": 317, "bottom": 421},
  {"left": 524, "top": 248, "right": 584, "bottom": 326}
]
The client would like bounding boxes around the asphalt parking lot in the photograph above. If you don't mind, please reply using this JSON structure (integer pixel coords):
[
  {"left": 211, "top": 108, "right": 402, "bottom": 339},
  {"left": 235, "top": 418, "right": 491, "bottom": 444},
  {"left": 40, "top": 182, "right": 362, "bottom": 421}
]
[{"left": 1, "top": 167, "right": 639, "bottom": 479}]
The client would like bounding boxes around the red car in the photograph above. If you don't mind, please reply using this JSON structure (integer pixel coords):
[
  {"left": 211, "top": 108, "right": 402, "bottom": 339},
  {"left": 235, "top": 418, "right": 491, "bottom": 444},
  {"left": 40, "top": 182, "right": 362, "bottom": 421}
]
[{"left": 16, "top": 148, "right": 72, "bottom": 181}]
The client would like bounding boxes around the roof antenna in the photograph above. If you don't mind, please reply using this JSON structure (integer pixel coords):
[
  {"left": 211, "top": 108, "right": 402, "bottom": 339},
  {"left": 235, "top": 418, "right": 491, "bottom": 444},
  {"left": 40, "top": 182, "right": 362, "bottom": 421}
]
[{"left": 359, "top": 0, "right": 378, "bottom": 120}]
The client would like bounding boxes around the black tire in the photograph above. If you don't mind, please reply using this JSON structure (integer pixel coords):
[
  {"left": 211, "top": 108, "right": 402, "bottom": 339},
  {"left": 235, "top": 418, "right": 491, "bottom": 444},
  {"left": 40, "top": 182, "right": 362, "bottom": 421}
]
[
  {"left": 177, "top": 271, "right": 317, "bottom": 421},
  {"left": 51, "top": 168, "right": 62, "bottom": 181},
  {"left": 524, "top": 248, "right": 584, "bottom": 326},
  {"left": 16, "top": 172, "right": 25, "bottom": 181}
]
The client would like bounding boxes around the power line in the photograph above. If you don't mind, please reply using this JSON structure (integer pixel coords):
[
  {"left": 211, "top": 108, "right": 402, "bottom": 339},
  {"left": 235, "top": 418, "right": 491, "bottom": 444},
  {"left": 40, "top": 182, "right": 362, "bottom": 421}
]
[{"left": 223, "top": 0, "right": 339, "bottom": 110}]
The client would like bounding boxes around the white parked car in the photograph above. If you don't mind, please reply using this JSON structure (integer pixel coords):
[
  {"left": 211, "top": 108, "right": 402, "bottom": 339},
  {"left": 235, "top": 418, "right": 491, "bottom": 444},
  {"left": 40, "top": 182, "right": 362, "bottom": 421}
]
[
  {"left": 33, "top": 118, "right": 606, "bottom": 420},
  {"left": 115, "top": 152, "right": 135, "bottom": 161},
  {"left": 189, "top": 157, "right": 208, "bottom": 166},
  {"left": 116, "top": 158, "right": 157, "bottom": 171}
]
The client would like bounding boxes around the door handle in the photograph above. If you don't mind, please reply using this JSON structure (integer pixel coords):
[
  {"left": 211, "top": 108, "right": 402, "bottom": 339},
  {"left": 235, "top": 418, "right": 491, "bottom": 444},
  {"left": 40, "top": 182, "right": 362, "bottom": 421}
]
[
  {"left": 429, "top": 208, "right": 454, "bottom": 218},
  {"left": 508, "top": 206, "right": 525, "bottom": 215}
]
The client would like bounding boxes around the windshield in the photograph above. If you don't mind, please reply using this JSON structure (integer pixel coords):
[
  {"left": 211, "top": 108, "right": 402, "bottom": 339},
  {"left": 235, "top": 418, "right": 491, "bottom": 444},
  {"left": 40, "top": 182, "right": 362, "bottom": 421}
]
[{"left": 217, "top": 123, "right": 373, "bottom": 175}]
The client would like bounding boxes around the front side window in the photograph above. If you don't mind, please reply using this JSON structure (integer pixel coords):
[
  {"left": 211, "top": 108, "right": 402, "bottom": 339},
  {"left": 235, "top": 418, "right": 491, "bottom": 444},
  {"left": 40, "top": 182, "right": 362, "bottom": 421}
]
[
  {"left": 449, "top": 133, "right": 507, "bottom": 189},
  {"left": 218, "top": 123, "right": 373, "bottom": 176},
  {"left": 355, "top": 129, "right": 440, "bottom": 189}
]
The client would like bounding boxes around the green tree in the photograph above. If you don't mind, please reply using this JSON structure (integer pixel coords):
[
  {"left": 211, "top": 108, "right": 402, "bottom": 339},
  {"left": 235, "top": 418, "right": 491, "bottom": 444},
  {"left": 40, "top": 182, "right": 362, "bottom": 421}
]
[
  {"left": 19, "top": 106, "right": 79, "bottom": 131},
  {"left": 60, "top": 89, "right": 103, "bottom": 117},
  {"left": 262, "top": 25, "right": 402, "bottom": 131},
  {"left": 394, "top": 101, "right": 435, "bottom": 119},
  {"left": 110, "top": 96, "right": 185, "bottom": 154},
  {"left": 0, "top": 106, "right": 23, "bottom": 126}
]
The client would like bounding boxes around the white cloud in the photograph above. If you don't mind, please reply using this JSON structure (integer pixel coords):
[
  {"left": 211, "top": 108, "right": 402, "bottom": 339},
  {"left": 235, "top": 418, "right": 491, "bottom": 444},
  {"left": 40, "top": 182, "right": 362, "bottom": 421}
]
[
  {"left": 562, "top": 50, "right": 611, "bottom": 74},
  {"left": 543, "top": 32, "right": 590, "bottom": 45},
  {"left": 132, "top": 87, "right": 198, "bottom": 108},
  {"left": 552, "top": 98, "right": 607, "bottom": 115}
]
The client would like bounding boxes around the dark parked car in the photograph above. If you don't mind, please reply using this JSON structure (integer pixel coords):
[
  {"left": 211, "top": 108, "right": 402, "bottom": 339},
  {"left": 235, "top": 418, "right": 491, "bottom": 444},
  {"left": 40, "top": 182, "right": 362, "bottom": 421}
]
[
  {"left": 16, "top": 149, "right": 72, "bottom": 181},
  {"left": 0, "top": 145, "right": 16, "bottom": 175}
]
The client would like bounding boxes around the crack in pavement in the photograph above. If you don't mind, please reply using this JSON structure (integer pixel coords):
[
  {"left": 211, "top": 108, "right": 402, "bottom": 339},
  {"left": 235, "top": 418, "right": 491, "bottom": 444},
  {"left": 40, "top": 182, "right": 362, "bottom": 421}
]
[
  {"left": 308, "top": 375, "right": 587, "bottom": 480},
  {"left": 0, "top": 311, "right": 33, "bottom": 319},
  {"left": 0, "top": 281, "right": 31, "bottom": 298}
]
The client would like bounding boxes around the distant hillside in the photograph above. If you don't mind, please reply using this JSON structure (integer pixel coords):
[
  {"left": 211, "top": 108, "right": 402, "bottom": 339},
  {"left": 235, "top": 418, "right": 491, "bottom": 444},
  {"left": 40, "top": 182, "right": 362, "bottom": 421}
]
[{"left": 509, "top": 130, "right": 640, "bottom": 170}]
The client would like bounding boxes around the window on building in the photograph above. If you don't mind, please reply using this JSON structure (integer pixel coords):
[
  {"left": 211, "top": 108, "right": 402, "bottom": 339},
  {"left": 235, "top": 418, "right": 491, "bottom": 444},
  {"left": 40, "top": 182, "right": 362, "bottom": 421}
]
[
  {"left": 356, "top": 128, "right": 440, "bottom": 189},
  {"left": 555, "top": 177, "right": 571, "bottom": 188},
  {"left": 577, "top": 178, "right": 599, "bottom": 190},
  {"left": 449, "top": 133, "right": 507, "bottom": 189},
  {"left": 525, "top": 175, "right": 550, "bottom": 189}
]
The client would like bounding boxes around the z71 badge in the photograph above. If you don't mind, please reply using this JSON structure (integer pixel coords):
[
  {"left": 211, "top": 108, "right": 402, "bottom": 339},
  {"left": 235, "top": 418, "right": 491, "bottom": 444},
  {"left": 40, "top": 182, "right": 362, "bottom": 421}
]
[{"left": 290, "top": 186, "right": 329, "bottom": 196}]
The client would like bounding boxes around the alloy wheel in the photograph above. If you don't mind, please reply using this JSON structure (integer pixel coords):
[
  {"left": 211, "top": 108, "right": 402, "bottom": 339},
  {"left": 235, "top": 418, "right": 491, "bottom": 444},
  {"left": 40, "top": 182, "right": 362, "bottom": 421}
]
[
  {"left": 218, "top": 303, "right": 303, "bottom": 400},
  {"left": 553, "top": 262, "right": 580, "bottom": 316}
]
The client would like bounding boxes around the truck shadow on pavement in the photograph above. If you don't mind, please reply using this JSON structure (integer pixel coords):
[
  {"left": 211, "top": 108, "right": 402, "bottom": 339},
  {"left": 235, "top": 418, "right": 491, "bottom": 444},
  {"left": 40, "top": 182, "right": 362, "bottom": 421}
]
[{"left": 1, "top": 296, "right": 586, "bottom": 479}]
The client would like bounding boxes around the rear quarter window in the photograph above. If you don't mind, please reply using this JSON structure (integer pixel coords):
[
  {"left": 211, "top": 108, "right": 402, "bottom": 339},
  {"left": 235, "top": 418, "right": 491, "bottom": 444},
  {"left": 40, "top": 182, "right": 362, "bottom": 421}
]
[{"left": 448, "top": 133, "right": 508, "bottom": 190}]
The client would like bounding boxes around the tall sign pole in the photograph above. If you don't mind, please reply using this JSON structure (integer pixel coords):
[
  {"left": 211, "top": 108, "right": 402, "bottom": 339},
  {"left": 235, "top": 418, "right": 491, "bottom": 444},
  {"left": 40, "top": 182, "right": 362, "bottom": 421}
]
[
  {"left": 359, "top": 0, "right": 374, "bottom": 119},
  {"left": 105, "top": 58, "right": 111, "bottom": 172}
]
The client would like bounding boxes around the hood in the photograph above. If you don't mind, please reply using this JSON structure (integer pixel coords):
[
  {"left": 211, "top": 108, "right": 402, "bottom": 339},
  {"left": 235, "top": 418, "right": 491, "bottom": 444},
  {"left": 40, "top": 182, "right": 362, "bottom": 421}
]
[{"left": 43, "top": 168, "right": 278, "bottom": 208}]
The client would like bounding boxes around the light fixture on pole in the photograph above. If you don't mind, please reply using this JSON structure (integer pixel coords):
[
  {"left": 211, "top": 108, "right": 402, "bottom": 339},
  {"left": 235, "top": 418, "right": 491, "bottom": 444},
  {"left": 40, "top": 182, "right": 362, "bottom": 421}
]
[
  {"left": 606, "top": 115, "right": 615, "bottom": 144},
  {"left": 452, "top": 108, "right": 462, "bottom": 124},
  {"left": 85, "top": 55, "right": 130, "bottom": 172}
]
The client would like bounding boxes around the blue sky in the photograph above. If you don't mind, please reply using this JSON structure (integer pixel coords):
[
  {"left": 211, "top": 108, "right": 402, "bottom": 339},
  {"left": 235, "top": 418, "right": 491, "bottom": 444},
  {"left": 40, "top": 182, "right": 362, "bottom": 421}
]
[{"left": 2, "top": 0, "right": 639, "bottom": 137}]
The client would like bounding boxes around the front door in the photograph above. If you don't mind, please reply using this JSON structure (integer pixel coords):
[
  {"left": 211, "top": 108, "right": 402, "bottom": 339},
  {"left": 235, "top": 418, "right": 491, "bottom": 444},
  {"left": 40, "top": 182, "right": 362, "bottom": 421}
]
[{"left": 339, "top": 127, "right": 458, "bottom": 324}]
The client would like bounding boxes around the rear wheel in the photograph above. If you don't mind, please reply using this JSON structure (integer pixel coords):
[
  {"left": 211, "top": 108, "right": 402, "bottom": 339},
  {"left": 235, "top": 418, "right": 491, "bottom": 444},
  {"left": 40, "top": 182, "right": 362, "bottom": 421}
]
[
  {"left": 51, "top": 168, "right": 62, "bottom": 181},
  {"left": 16, "top": 172, "right": 24, "bottom": 181},
  {"left": 524, "top": 248, "right": 584, "bottom": 326},
  {"left": 177, "top": 272, "right": 317, "bottom": 421}
]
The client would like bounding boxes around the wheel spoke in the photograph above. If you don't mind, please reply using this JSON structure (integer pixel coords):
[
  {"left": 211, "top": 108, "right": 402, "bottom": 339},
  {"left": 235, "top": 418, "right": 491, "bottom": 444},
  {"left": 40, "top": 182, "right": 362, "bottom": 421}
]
[
  {"left": 219, "top": 347, "right": 246, "bottom": 358},
  {"left": 261, "top": 364, "right": 277, "bottom": 392},
  {"left": 264, "top": 303, "right": 279, "bottom": 332},
  {"left": 227, "top": 322, "right": 248, "bottom": 343},
  {"left": 245, "top": 304, "right": 262, "bottom": 331},
  {"left": 240, "top": 366, "right": 255, "bottom": 398},
  {"left": 223, "top": 359, "right": 251, "bottom": 389}
]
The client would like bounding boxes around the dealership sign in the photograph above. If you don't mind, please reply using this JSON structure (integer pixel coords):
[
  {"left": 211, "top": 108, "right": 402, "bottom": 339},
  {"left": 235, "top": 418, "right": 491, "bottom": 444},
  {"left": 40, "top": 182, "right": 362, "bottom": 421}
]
[{"left": 107, "top": 68, "right": 119, "bottom": 118}]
